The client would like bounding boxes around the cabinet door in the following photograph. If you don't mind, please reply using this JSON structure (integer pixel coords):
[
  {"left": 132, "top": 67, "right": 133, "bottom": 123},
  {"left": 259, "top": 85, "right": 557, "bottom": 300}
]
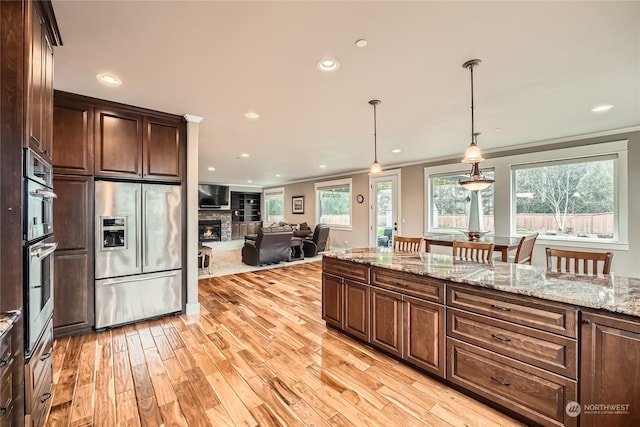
[
  {"left": 25, "top": 0, "right": 46, "bottom": 158},
  {"left": 53, "top": 96, "right": 94, "bottom": 175},
  {"left": 322, "top": 273, "right": 343, "bottom": 329},
  {"left": 404, "top": 296, "right": 445, "bottom": 377},
  {"left": 231, "top": 223, "right": 241, "bottom": 240},
  {"left": 42, "top": 33, "right": 54, "bottom": 161},
  {"left": 143, "top": 116, "right": 184, "bottom": 181},
  {"left": 344, "top": 279, "right": 369, "bottom": 342},
  {"left": 95, "top": 108, "right": 143, "bottom": 178},
  {"left": 371, "top": 287, "right": 403, "bottom": 358},
  {"left": 580, "top": 312, "right": 640, "bottom": 427},
  {"left": 239, "top": 223, "right": 248, "bottom": 238},
  {"left": 52, "top": 175, "right": 94, "bottom": 336}
]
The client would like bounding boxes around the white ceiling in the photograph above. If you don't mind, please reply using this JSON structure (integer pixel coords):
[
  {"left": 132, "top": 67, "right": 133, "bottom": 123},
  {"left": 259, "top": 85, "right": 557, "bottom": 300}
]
[{"left": 52, "top": 1, "right": 640, "bottom": 187}]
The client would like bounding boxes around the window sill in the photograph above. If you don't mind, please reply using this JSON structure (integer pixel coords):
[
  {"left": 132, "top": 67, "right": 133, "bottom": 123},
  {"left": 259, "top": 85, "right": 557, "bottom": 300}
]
[{"left": 537, "top": 235, "right": 628, "bottom": 251}]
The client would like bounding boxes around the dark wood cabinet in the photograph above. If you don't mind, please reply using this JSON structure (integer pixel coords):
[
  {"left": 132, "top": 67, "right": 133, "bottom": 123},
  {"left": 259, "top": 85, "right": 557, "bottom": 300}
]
[
  {"left": 94, "top": 108, "right": 144, "bottom": 178},
  {"left": 53, "top": 94, "right": 94, "bottom": 175},
  {"left": 52, "top": 175, "right": 94, "bottom": 336},
  {"left": 371, "top": 286, "right": 403, "bottom": 358},
  {"left": 25, "top": 0, "right": 55, "bottom": 161},
  {"left": 231, "top": 192, "right": 261, "bottom": 239},
  {"left": 322, "top": 273, "right": 343, "bottom": 330},
  {"left": 144, "top": 116, "right": 184, "bottom": 181},
  {"left": 580, "top": 311, "right": 640, "bottom": 426},
  {"left": 405, "top": 295, "right": 445, "bottom": 377},
  {"left": 343, "top": 279, "right": 369, "bottom": 342}
]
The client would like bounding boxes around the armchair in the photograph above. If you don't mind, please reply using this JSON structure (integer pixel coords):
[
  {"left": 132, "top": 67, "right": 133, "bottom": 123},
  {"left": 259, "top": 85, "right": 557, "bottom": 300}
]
[
  {"left": 241, "top": 229, "right": 293, "bottom": 266},
  {"left": 302, "top": 224, "right": 330, "bottom": 257}
]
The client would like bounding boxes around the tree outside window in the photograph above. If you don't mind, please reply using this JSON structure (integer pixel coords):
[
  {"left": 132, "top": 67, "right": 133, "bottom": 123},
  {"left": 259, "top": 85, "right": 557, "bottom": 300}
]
[{"left": 513, "top": 158, "right": 615, "bottom": 239}]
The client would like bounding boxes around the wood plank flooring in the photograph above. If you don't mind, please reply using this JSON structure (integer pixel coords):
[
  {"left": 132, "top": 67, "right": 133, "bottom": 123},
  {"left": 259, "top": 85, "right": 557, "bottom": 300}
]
[{"left": 45, "top": 261, "right": 525, "bottom": 426}]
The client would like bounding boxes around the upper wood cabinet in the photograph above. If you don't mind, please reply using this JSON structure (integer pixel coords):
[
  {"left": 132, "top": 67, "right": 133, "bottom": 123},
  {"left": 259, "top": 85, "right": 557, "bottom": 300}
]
[
  {"left": 94, "top": 108, "right": 144, "bottom": 178},
  {"left": 25, "top": 0, "right": 58, "bottom": 162},
  {"left": 54, "top": 91, "right": 186, "bottom": 182},
  {"left": 144, "top": 116, "right": 183, "bottom": 180},
  {"left": 52, "top": 94, "right": 94, "bottom": 175}
]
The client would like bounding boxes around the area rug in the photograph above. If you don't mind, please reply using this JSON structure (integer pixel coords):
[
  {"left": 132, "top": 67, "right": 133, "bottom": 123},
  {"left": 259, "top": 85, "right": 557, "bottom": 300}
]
[{"left": 198, "top": 240, "right": 321, "bottom": 278}]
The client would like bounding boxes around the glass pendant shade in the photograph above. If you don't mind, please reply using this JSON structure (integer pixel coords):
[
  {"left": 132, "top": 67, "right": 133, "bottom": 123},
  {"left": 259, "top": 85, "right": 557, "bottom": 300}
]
[
  {"left": 369, "top": 160, "right": 382, "bottom": 175},
  {"left": 462, "top": 142, "right": 485, "bottom": 164}
]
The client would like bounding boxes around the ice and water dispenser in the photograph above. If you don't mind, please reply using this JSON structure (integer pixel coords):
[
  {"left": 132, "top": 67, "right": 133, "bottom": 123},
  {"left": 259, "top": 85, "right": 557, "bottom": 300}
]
[{"left": 101, "top": 217, "right": 126, "bottom": 250}]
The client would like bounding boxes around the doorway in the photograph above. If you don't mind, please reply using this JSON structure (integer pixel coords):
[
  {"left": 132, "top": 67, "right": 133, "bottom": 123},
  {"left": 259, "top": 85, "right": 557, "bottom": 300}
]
[{"left": 369, "top": 169, "right": 401, "bottom": 248}]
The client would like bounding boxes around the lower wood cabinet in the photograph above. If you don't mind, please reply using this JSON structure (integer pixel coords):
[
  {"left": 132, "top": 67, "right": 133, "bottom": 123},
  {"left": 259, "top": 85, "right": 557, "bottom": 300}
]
[
  {"left": 580, "top": 311, "right": 640, "bottom": 427},
  {"left": 404, "top": 295, "right": 445, "bottom": 377},
  {"left": 321, "top": 272, "right": 343, "bottom": 330},
  {"left": 448, "top": 338, "right": 577, "bottom": 427},
  {"left": 343, "top": 280, "right": 369, "bottom": 341},
  {"left": 25, "top": 319, "right": 53, "bottom": 427},
  {"left": 371, "top": 286, "right": 403, "bottom": 357}
]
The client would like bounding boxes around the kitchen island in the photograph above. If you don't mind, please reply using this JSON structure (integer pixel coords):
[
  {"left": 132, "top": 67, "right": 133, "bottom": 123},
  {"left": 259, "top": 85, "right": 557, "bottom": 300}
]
[{"left": 322, "top": 248, "right": 640, "bottom": 427}]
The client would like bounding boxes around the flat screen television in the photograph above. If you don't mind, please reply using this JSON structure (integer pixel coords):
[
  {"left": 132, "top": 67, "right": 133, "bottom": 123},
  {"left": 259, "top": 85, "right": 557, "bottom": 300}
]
[{"left": 198, "top": 183, "right": 230, "bottom": 209}]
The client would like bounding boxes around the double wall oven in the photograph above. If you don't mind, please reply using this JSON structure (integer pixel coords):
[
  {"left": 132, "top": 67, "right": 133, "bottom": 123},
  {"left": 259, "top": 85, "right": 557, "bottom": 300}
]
[{"left": 23, "top": 149, "right": 57, "bottom": 356}]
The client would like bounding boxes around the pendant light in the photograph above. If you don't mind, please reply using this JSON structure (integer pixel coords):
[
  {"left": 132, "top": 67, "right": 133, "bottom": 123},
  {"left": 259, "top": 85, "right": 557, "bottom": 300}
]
[
  {"left": 368, "top": 99, "right": 382, "bottom": 175},
  {"left": 459, "top": 59, "right": 494, "bottom": 191}
]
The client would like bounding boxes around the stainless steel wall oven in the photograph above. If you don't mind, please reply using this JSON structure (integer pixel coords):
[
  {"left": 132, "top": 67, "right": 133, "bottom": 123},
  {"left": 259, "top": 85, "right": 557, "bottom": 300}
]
[{"left": 23, "top": 148, "right": 57, "bottom": 356}]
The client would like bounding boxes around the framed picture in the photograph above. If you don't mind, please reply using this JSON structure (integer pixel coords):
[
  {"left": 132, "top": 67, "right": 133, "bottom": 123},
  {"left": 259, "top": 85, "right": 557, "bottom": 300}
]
[{"left": 292, "top": 196, "right": 304, "bottom": 214}]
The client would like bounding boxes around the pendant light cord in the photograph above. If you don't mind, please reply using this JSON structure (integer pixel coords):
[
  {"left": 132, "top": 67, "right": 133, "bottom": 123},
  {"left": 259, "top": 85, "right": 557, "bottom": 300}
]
[{"left": 470, "top": 63, "right": 475, "bottom": 141}]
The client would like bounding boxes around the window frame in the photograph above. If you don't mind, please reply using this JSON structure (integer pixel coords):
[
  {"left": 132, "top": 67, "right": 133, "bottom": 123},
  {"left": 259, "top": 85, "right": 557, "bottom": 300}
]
[
  {"left": 315, "top": 178, "right": 353, "bottom": 231},
  {"left": 263, "top": 187, "right": 285, "bottom": 225}
]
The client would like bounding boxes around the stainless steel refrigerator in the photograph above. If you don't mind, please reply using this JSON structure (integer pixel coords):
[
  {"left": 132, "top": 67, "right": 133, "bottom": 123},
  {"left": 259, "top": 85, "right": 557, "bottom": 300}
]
[{"left": 95, "top": 181, "right": 182, "bottom": 329}]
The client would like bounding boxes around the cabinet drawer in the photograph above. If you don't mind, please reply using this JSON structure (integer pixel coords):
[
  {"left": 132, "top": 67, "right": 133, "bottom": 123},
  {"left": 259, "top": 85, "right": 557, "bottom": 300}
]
[
  {"left": 26, "top": 319, "right": 53, "bottom": 422},
  {"left": 0, "top": 368, "right": 13, "bottom": 427},
  {"left": 447, "top": 284, "right": 578, "bottom": 338},
  {"left": 447, "top": 339, "right": 577, "bottom": 427},
  {"left": 372, "top": 267, "right": 444, "bottom": 303},
  {"left": 323, "top": 258, "right": 370, "bottom": 283},
  {"left": 447, "top": 308, "right": 577, "bottom": 379}
]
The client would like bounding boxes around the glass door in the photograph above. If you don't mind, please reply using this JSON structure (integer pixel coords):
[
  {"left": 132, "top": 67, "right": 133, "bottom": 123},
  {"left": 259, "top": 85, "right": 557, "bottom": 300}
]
[{"left": 369, "top": 170, "right": 400, "bottom": 248}]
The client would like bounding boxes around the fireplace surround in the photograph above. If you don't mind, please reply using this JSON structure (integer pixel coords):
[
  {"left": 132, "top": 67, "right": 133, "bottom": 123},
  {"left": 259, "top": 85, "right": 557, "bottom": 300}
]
[{"left": 199, "top": 219, "right": 222, "bottom": 242}]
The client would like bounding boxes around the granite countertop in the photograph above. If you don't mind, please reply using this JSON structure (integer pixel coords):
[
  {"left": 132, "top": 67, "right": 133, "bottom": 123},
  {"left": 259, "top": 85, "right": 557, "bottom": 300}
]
[
  {"left": 323, "top": 248, "right": 640, "bottom": 318},
  {"left": 0, "top": 311, "right": 20, "bottom": 339}
]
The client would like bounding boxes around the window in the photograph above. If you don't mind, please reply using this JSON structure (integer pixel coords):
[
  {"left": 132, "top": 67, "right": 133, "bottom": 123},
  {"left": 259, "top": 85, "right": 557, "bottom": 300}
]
[
  {"left": 428, "top": 170, "right": 495, "bottom": 232},
  {"left": 315, "top": 178, "right": 352, "bottom": 229},
  {"left": 263, "top": 187, "right": 284, "bottom": 225},
  {"left": 513, "top": 156, "right": 617, "bottom": 241}
]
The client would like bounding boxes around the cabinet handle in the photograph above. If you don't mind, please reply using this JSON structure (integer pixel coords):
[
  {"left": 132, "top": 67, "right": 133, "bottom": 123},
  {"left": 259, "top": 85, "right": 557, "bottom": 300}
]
[
  {"left": 583, "top": 319, "right": 591, "bottom": 325},
  {"left": 491, "top": 333, "right": 512, "bottom": 343},
  {"left": 395, "top": 282, "right": 408, "bottom": 287},
  {"left": 40, "top": 351, "right": 52, "bottom": 361},
  {"left": 41, "top": 392, "right": 52, "bottom": 404},
  {"left": 0, "top": 359, "right": 7, "bottom": 368},
  {"left": 490, "top": 375, "right": 511, "bottom": 386},
  {"left": 490, "top": 304, "right": 511, "bottom": 312},
  {"left": 0, "top": 407, "right": 6, "bottom": 417}
]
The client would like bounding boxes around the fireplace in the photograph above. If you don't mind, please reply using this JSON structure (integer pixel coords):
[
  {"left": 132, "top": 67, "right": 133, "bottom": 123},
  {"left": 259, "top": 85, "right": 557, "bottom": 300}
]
[{"left": 199, "top": 219, "right": 222, "bottom": 242}]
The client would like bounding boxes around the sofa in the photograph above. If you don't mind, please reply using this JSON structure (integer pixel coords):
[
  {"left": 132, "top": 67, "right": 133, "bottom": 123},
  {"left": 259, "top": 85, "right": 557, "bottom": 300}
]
[{"left": 241, "top": 228, "right": 293, "bottom": 266}]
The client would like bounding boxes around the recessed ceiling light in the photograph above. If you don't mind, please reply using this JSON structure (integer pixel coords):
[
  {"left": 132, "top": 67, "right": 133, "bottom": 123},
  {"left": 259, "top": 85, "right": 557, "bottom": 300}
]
[
  {"left": 96, "top": 73, "right": 122, "bottom": 86},
  {"left": 355, "top": 39, "right": 368, "bottom": 48},
  {"left": 244, "top": 110, "right": 260, "bottom": 119},
  {"left": 391, "top": 148, "right": 401, "bottom": 153},
  {"left": 207, "top": 166, "right": 215, "bottom": 171},
  {"left": 275, "top": 174, "right": 281, "bottom": 177},
  {"left": 240, "top": 153, "right": 250, "bottom": 158},
  {"left": 591, "top": 104, "right": 614, "bottom": 113},
  {"left": 319, "top": 164, "right": 327, "bottom": 169},
  {"left": 317, "top": 58, "right": 340, "bottom": 72},
  {"left": 494, "top": 128, "right": 502, "bottom": 132},
  {"left": 247, "top": 180, "right": 253, "bottom": 183}
]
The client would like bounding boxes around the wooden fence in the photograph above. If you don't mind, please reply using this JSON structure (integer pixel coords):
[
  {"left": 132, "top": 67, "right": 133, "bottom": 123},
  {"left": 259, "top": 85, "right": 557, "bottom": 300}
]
[{"left": 437, "top": 213, "right": 613, "bottom": 234}]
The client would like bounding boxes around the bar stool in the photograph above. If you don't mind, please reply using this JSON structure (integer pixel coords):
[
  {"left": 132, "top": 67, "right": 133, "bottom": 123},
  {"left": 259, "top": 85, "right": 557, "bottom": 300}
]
[{"left": 198, "top": 245, "right": 213, "bottom": 274}]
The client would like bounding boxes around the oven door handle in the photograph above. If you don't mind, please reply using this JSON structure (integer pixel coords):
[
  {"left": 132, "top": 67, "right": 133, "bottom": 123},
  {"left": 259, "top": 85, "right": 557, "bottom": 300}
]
[
  {"left": 29, "top": 188, "right": 57, "bottom": 199},
  {"left": 30, "top": 242, "right": 58, "bottom": 259}
]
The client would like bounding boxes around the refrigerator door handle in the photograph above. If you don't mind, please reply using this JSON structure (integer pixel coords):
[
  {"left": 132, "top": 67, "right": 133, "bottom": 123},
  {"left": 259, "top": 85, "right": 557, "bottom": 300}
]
[
  {"left": 144, "top": 189, "right": 149, "bottom": 267},
  {"left": 135, "top": 189, "right": 140, "bottom": 268},
  {"left": 97, "top": 270, "right": 178, "bottom": 287}
]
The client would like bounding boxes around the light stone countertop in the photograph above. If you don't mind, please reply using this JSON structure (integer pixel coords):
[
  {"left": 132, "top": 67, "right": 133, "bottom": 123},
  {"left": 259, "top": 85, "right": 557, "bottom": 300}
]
[
  {"left": 0, "top": 311, "right": 20, "bottom": 340},
  {"left": 323, "top": 248, "right": 640, "bottom": 318}
]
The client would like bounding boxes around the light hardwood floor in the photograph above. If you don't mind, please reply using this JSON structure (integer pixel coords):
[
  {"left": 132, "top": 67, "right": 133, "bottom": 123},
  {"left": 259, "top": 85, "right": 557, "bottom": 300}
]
[{"left": 46, "top": 261, "right": 525, "bottom": 426}]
